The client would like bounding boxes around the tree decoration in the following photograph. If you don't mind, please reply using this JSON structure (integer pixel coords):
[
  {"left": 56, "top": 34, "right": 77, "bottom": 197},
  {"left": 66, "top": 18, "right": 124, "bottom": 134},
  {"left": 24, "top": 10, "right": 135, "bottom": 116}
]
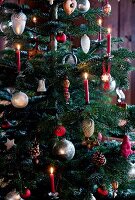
[
  {"left": 116, "top": 87, "right": 127, "bottom": 108},
  {"left": 111, "top": 181, "right": 118, "bottom": 198},
  {"left": 30, "top": 140, "right": 40, "bottom": 164},
  {"left": 28, "top": 39, "right": 43, "bottom": 59},
  {"left": 4, "top": 138, "right": 15, "bottom": 150},
  {"left": 20, "top": 188, "right": 31, "bottom": 199},
  {"left": 81, "top": 34, "right": 90, "bottom": 54},
  {"left": 63, "top": 76, "right": 70, "bottom": 104},
  {"left": 103, "top": 1, "right": 111, "bottom": 15},
  {"left": 1, "top": 119, "right": 14, "bottom": 129},
  {"left": 101, "top": 76, "right": 116, "bottom": 92},
  {"left": 56, "top": 32, "right": 67, "bottom": 43},
  {"left": 83, "top": 72, "right": 89, "bottom": 104},
  {"left": 128, "top": 162, "right": 135, "bottom": 180},
  {"left": 5, "top": 190, "right": 22, "bottom": 200},
  {"left": 121, "top": 135, "right": 134, "bottom": 158},
  {"left": 77, "top": 0, "right": 90, "bottom": 13},
  {"left": 0, "top": 178, "right": 11, "bottom": 188},
  {"left": 82, "top": 118, "right": 94, "bottom": 141},
  {"left": 0, "top": 0, "right": 4, "bottom": 6},
  {"left": 89, "top": 193, "right": 96, "bottom": 200},
  {"left": 62, "top": 52, "right": 78, "bottom": 66},
  {"left": 92, "top": 151, "right": 106, "bottom": 166},
  {"left": 11, "top": 92, "right": 29, "bottom": 108},
  {"left": 54, "top": 124, "right": 66, "bottom": 137},
  {"left": 63, "top": 0, "right": 77, "bottom": 15},
  {"left": 97, "top": 184, "right": 108, "bottom": 197},
  {"left": 11, "top": 12, "right": 27, "bottom": 35},
  {"left": 52, "top": 138, "right": 75, "bottom": 160},
  {"left": 37, "top": 79, "right": 47, "bottom": 93}
]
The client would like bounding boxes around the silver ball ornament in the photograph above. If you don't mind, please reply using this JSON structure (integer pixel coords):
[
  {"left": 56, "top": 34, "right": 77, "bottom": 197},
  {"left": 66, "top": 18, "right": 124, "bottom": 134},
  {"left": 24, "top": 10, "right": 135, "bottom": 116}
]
[
  {"left": 11, "top": 91, "right": 29, "bottom": 108},
  {"left": 77, "top": 0, "right": 90, "bottom": 13},
  {"left": 101, "top": 76, "right": 116, "bottom": 92},
  {"left": 52, "top": 138, "right": 75, "bottom": 160}
]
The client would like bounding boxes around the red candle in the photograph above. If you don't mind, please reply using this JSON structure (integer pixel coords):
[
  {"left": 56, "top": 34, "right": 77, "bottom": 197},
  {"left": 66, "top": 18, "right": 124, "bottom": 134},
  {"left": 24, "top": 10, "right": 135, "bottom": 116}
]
[
  {"left": 107, "top": 28, "right": 111, "bottom": 56},
  {"left": 50, "top": 167, "right": 55, "bottom": 193},
  {"left": 84, "top": 73, "right": 89, "bottom": 104},
  {"left": 98, "top": 19, "right": 102, "bottom": 42},
  {"left": 16, "top": 44, "right": 21, "bottom": 73}
]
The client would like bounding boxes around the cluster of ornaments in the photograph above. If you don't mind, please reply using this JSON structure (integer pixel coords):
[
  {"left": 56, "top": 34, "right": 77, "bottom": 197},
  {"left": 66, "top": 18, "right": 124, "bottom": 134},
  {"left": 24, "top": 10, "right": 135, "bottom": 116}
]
[{"left": 63, "top": 0, "right": 90, "bottom": 15}]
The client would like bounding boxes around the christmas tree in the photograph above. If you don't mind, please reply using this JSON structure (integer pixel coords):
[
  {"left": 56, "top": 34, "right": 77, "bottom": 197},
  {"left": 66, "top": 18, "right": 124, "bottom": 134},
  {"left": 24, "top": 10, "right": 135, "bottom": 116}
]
[{"left": 0, "top": 0, "right": 135, "bottom": 199}]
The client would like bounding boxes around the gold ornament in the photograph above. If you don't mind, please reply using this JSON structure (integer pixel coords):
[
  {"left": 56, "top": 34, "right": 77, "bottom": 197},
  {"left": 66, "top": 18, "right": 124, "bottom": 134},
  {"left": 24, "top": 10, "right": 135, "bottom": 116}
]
[
  {"left": 82, "top": 119, "right": 94, "bottom": 138},
  {"left": 11, "top": 91, "right": 28, "bottom": 108},
  {"left": 63, "top": 0, "right": 77, "bottom": 15}
]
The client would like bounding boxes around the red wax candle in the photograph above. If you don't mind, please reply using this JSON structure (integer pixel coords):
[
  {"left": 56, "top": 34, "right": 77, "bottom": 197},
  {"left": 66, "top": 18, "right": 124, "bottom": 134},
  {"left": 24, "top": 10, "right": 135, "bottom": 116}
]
[
  {"left": 98, "top": 19, "right": 102, "bottom": 42},
  {"left": 107, "top": 28, "right": 111, "bottom": 55},
  {"left": 84, "top": 73, "right": 89, "bottom": 104},
  {"left": 50, "top": 167, "right": 55, "bottom": 193},
  {"left": 16, "top": 44, "right": 21, "bottom": 73}
]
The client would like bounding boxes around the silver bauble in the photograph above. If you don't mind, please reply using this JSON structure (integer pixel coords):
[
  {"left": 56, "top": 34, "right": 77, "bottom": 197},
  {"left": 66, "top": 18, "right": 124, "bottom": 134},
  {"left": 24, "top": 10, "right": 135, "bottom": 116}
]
[
  {"left": 101, "top": 76, "right": 116, "bottom": 92},
  {"left": 77, "top": 0, "right": 90, "bottom": 13},
  {"left": 62, "top": 52, "right": 77, "bottom": 66},
  {"left": 52, "top": 138, "right": 75, "bottom": 160},
  {"left": 11, "top": 91, "right": 28, "bottom": 108},
  {"left": 11, "top": 12, "right": 27, "bottom": 35}
]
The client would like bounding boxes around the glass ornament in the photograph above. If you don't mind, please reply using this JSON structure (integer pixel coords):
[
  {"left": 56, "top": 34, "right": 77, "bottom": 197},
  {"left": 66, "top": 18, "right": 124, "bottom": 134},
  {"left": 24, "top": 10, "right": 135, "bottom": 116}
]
[
  {"left": 37, "top": 79, "right": 47, "bottom": 92},
  {"left": 77, "top": 0, "right": 90, "bottom": 13},
  {"left": 103, "top": 2, "right": 111, "bottom": 15},
  {"left": 11, "top": 91, "right": 28, "bottom": 108},
  {"left": 11, "top": 12, "right": 27, "bottom": 35},
  {"left": 52, "top": 138, "right": 75, "bottom": 160},
  {"left": 101, "top": 76, "right": 116, "bottom": 92},
  {"left": 81, "top": 34, "right": 90, "bottom": 54},
  {"left": 82, "top": 119, "right": 94, "bottom": 138},
  {"left": 63, "top": 0, "right": 77, "bottom": 15},
  {"left": 62, "top": 52, "right": 77, "bottom": 66}
]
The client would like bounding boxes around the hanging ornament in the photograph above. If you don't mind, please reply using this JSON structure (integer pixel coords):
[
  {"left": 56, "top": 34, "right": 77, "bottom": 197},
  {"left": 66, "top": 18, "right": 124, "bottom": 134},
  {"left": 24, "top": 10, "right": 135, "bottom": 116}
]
[
  {"left": 56, "top": 32, "right": 67, "bottom": 43},
  {"left": 81, "top": 34, "right": 90, "bottom": 54},
  {"left": 88, "top": 193, "right": 96, "bottom": 200},
  {"left": 11, "top": 11, "right": 27, "bottom": 35},
  {"left": 77, "top": 0, "right": 90, "bottom": 13},
  {"left": 128, "top": 162, "right": 135, "bottom": 180},
  {"left": 111, "top": 181, "right": 118, "bottom": 198},
  {"left": 101, "top": 76, "right": 116, "bottom": 92},
  {"left": 20, "top": 188, "right": 31, "bottom": 199},
  {"left": 63, "top": 76, "right": 70, "bottom": 104},
  {"left": 82, "top": 119, "right": 94, "bottom": 146},
  {"left": 1, "top": 119, "right": 14, "bottom": 129},
  {"left": 97, "top": 184, "right": 108, "bottom": 197},
  {"left": 37, "top": 79, "right": 47, "bottom": 93},
  {"left": 62, "top": 52, "right": 77, "bottom": 66},
  {"left": 116, "top": 87, "right": 127, "bottom": 108},
  {"left": 28, "top": 39, "right": 43, "bottom": 59},
  {"left": 4, "top": 138, "right": 15, "bottom": 150},
  {"left": 103, "top": 1, "right": 111, "bottom": 15},
  {"left": 52, "top": 138, "right": 75, "bottom": 160},
  {"left": 11, "top": 91, "right": 29, "bottom": 108},
  {"left": 48, "top": 0, "right": 54, "bottom": 5},
  {"left": 92, "top": 151, "right": 106, "bottom": 166},
  {"left": 5, "top": 190, "right": 22, "bottom": 200},
  {"left": 63, "top": 0, "right": 77, "bottom": 15},
  {"left": 121, "top": 135, "right": 134, "bottom": 158},
  {"left": 0, "top": 0, "right": 4, "bottom": 6},
  {"left": 30, "top": 140, "right": 40, "bottom": 164},
  {"left": 54, "top": 124, "right": 66, "bottom": 137},
  {"left": 0, "top": 21, "right": 10, "bottom": 33}
]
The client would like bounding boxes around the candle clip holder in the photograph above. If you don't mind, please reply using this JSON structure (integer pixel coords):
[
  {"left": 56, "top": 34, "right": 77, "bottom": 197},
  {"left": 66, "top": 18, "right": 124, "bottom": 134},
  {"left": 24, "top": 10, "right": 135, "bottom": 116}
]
[{"left": 48, "top": 192, "right": 59, "bottom": 199}]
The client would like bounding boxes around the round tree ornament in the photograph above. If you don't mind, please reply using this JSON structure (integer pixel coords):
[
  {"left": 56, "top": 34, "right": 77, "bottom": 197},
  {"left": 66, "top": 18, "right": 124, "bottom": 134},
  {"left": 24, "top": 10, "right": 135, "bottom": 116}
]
[
  {"left": 81, "top": 34, "right": 90, "bottom": 54},
  {"left": 103, "top": 2, "right": 111, "bottom": 15},
  {"left": 52, "top": 138, "right": 75, "bottom": 160},
  {"left": 11, "top": 91, "right": 28, "bottom": 108},
  {"left": 101, "top": 76, "right": 116, "bottom": 92},
  {"left": 77, "top": 0, "right": 90, "bottom": 13},
  {"left": 56, "top": 32, "right": 67, "bottom": 43},
  {"left": 63, "top": 0, "right": 77, "bottom": 15},
  {"left": 11, "top": 12, "right": 27, "bottom": 35},
  {"left": 54, "top": 124, "right": 66, "bottom": 137},
  {"left": 20, "top": 188, "right": 31, "bottom": 199}
]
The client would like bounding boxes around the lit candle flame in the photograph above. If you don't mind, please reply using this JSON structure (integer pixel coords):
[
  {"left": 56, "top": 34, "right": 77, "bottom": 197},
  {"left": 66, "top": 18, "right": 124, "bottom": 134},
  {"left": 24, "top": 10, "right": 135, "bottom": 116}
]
[
  {"left": 98, "top": 18, "right": 102, "bottom": 26},
  {"left": 50, "top": 167, "right": 54, "bottom": 174},
  {"left": 84, "top": 72, "right": 88, "bottom": 79},
  {"left": 16, "top": 44, "right": 21, "bottom": 50},
  {"left": 33, "top": 17, "right": 37, "bottom": 23},
  {"left": 107, "top": 28, "right": 111, "bottom": 34}
]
